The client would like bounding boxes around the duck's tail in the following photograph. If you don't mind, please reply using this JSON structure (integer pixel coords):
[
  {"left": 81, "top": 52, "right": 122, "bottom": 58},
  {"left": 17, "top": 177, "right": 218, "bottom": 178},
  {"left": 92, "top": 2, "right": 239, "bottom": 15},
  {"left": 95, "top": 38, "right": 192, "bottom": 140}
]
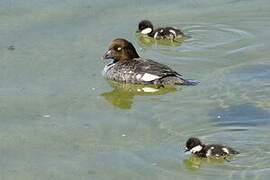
[
  {"left": 182, "top": 79, "right": 200, "bottom": 86},
  {"left": 157, "top": 76, "right": 199, "bottom": 86}
]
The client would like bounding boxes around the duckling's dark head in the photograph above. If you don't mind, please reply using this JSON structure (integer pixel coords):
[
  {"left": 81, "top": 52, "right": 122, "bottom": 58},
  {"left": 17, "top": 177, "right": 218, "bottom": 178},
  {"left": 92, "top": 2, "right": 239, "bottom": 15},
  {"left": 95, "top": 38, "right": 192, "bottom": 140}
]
[
  {"left": 103, "top": 38, "right": 139, "bottom": 62},
  {"left": 185, "top": 137, "right": 203, "bottom": 153},
  {"left": 138, "top": 20, "right": 154, "bottom": 35}
]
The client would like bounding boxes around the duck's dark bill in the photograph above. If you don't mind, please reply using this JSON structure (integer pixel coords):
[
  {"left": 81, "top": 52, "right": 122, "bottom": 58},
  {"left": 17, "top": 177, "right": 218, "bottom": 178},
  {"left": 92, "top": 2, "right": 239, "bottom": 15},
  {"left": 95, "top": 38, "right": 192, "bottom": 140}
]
[{"left": 103, "top": 50, "right": 113, "bottom": 59}]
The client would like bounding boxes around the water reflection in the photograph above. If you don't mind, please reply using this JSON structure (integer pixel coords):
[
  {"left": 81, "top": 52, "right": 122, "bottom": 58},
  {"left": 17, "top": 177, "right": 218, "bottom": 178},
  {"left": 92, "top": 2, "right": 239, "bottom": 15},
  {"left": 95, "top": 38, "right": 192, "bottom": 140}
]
[
  {"left": 183, "top": 156, "right": 229, "bottom": 170},
  {"left": 101, "top": 81, "right": 177, "bottom": 109},
  {"left": 135, "top": 33, "right": 184, "bottom": 47}
]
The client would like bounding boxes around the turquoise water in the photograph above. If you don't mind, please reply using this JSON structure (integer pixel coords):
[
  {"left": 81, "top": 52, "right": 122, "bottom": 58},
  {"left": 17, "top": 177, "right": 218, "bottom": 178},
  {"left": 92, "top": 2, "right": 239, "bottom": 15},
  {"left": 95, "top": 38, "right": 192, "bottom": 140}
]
[{"left": 0, "top": 0, "right": 270, "bottom": 179}]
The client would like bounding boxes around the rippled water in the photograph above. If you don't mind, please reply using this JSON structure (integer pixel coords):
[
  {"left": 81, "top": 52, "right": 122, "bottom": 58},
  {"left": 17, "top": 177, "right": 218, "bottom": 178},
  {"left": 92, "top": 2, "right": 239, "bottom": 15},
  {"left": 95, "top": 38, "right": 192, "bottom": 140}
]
[{"left": 1, "top": 0, "right": 270, "bottom": 179}]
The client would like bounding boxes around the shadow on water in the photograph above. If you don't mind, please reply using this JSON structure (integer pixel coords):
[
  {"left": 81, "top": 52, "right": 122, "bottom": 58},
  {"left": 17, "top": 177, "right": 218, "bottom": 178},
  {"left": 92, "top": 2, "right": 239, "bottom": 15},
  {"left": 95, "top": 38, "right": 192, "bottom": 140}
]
[
  {"left": 101, "top": 81, "right": 177, "bottom": 109},
  {"left": 209, "top": 104, "right": 270, "bottom": 127}
]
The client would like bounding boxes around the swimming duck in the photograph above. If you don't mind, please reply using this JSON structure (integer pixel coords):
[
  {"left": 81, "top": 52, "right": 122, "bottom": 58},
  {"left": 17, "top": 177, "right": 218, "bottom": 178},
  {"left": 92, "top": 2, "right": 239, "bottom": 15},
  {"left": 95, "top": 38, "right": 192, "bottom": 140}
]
[
  {"left": 138, "top": 20, "right": 184, "bottom": 40},
  {"left": 185, "top": 137, "right": 239, "bottom": 158},
  {"left": 103, "top": 38, "right": 198, "bottom": 86}
]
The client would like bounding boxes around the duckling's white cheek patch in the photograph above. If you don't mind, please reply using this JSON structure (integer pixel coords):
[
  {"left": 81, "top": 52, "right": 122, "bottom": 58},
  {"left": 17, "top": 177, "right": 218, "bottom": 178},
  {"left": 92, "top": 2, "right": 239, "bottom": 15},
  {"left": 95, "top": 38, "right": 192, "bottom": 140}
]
[
  {"left": 141, "top": 28, "right": 152, "bottom": 34},
  {"left": 190, "top": 145, "right": 203, "bottom": 153},
  {"left": 141, "top": 73, "right": 160, "bottom": 81}
]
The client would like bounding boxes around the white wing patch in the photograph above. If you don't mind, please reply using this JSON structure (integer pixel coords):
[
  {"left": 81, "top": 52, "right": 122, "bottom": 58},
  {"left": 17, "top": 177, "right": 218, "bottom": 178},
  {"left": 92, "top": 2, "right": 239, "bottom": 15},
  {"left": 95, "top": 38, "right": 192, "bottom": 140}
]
[
  {"left": 222, "top": 147, "right": 229, "bottom": 154},
  {"left": 141, "top": 28, "right": 152, "bottom": 34},
  {"left": 141, "top": 73, "right": 160, "bottom": 82}
]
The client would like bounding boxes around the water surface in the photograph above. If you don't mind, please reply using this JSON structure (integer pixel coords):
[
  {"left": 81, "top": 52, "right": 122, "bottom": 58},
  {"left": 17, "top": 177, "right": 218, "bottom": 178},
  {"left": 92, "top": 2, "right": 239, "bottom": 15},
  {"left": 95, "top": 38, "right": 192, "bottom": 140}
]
[{"left": 0, "top": 0, "right": 270, "bottom": 179}]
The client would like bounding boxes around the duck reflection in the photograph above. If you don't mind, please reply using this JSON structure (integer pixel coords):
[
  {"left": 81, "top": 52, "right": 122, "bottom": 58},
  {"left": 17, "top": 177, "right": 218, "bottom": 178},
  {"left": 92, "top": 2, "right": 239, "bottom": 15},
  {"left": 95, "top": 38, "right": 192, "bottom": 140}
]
[
  {"left": 135, "top": 33, "right": 184, "bottom": 47},
  {"left": 101, "top": 81, "right": 177, "bottom": 109},
  {"left": 183, "top": 155, "right": 230, "bottom": 170}
]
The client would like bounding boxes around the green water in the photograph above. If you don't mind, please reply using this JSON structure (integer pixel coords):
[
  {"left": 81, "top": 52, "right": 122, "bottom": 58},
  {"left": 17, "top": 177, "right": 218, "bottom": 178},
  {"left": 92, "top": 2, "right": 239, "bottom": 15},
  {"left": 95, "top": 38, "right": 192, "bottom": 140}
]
[{"left": 1, "top": 0, "right": 270, "bottom": 179}]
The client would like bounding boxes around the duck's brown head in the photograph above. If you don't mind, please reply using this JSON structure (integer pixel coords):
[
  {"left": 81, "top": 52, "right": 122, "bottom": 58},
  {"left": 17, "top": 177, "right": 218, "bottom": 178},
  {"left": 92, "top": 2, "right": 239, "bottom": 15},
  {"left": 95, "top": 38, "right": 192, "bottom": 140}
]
[{"left": 103, "top": 38, "right": 139, "bottom": 62}]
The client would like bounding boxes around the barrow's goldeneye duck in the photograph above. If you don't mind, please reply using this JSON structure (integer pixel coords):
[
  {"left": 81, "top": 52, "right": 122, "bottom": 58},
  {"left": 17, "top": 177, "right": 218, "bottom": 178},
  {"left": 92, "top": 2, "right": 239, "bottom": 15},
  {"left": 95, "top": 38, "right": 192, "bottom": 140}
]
[
  {"left": 102, "top": 38, "right": 198, "bottom": 86},
  {"left": 138, "top": 20, "right": 184, "bottom": 40},
  {"left": 184, "top": 137, "right": 239, "bottom": 158}
]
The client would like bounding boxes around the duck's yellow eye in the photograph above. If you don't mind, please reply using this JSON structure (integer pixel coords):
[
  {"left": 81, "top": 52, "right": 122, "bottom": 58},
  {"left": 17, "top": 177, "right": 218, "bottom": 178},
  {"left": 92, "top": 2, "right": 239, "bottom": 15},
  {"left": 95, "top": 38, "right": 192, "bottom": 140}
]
[{"left": 117, "top": 47, "right": 122, "bottom": 51}]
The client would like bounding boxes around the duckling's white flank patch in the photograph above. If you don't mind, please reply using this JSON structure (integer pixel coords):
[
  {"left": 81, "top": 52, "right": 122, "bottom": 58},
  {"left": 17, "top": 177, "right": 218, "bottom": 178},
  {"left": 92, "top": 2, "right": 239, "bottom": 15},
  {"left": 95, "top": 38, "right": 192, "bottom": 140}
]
[
  {"left": 190, "top": 145, "right": 203, "bottom": 153},
  {"left": 141, "top": 28, "right": 152, "bottom": 34},
  {"left": 169, "top": 29, "right": 176, "bottom": 36},
  {"left": 222, "top": 147, "right": 229, "bottom": 154},
  {"left": 206, "top": 149, "right": 212, "bottom": 157},
  {"left": 154, "top": 32, "right": 159, "bottom": 39},
  {"left": 142, "top": 87, "right": 159, "bottom": 93},
  {"left": 141, "top": 73, "right": 160, "bottom": 82}
]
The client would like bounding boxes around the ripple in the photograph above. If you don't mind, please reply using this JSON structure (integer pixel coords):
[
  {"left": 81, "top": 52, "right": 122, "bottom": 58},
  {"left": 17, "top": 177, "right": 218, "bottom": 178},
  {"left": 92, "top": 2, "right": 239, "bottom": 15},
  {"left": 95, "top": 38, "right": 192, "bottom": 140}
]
[
  {"left": 184, "top": 24, "right": 252, "bottom": 49},
  {"left": 179, "top": 127, "right": 270, "bottom": 179},
  {"left": 209, "top": 104, "right": 270, "bottom": 127},
  {"left": 136, "top": 23, "right": 253, "bottom": 59},
  {"left": 207, "top": 63, "right": 270, "bottom": 109}
]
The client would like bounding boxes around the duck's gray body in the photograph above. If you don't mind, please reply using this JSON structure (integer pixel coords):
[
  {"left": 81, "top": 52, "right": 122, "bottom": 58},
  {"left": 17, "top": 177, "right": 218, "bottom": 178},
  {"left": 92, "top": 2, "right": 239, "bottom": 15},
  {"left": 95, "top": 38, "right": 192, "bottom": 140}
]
[{"left": 103, "top": 58, "right": 190, "bottom": 86}]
